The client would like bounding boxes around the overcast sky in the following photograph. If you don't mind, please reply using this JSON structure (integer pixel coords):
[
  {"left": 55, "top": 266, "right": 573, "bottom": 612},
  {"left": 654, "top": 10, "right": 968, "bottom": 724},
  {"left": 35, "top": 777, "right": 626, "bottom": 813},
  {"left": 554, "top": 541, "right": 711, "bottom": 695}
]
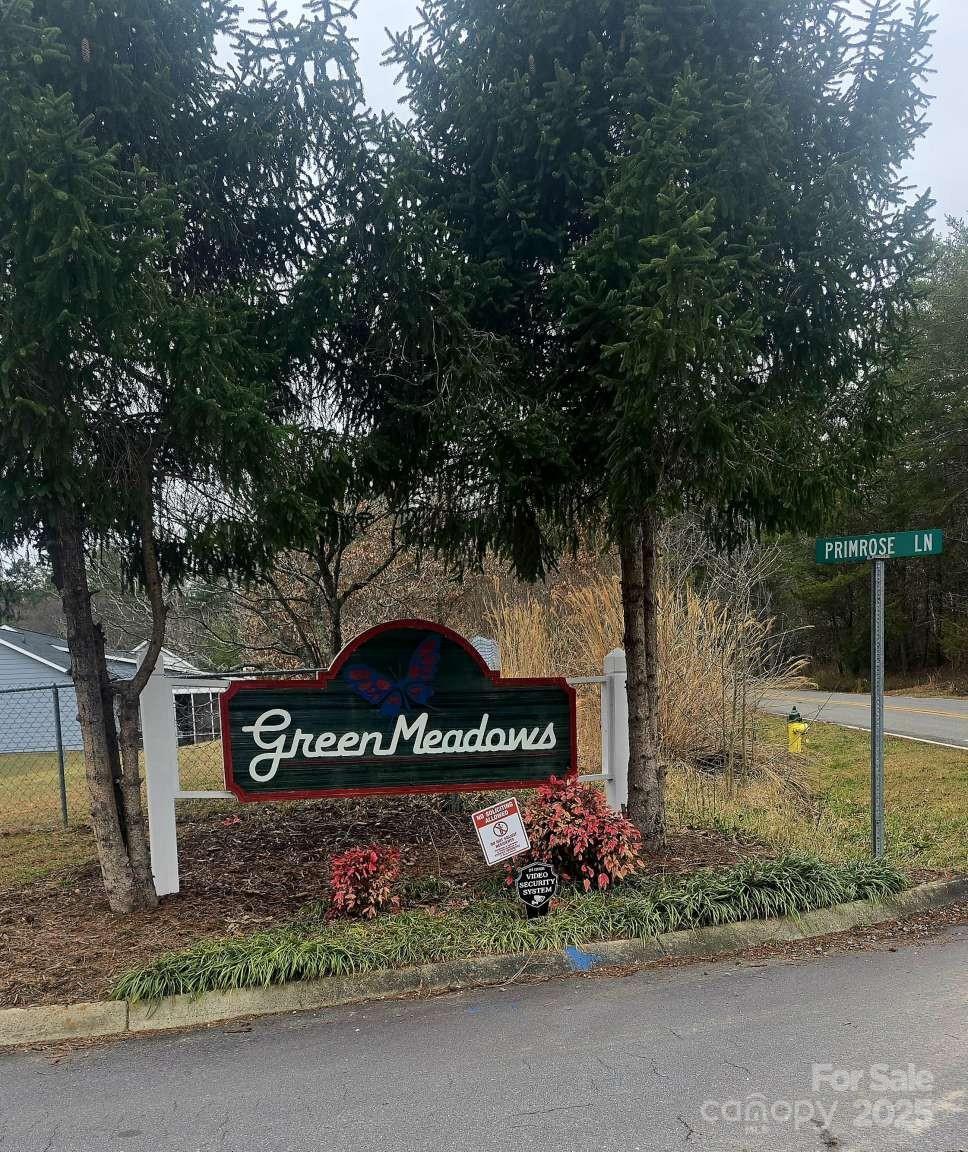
[{"left": 346, "top": 0, "right": 967, "bottom": 228}]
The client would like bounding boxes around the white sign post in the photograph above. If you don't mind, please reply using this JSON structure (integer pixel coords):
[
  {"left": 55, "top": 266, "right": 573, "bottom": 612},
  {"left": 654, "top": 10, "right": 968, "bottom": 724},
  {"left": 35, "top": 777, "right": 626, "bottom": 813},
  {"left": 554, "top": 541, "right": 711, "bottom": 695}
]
[
  {"left": 140, "top": 656, "right": 182, "bottom": 896},
  {"left": 472, "top": 797, "right": 530, "bottom": 865},
  {"left": 140, "top": 658, "right": 232, "bottom": 897}
]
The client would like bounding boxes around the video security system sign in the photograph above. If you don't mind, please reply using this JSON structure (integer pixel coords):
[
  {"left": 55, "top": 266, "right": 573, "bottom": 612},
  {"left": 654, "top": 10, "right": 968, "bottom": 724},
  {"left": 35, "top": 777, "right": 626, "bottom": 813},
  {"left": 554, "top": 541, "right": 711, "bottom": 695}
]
[
  {"left": 221, "top": 620, "right": 577, "bottom": 801},
  {"left": 515, "top": 862, "right": 559, "bottom": 914}
]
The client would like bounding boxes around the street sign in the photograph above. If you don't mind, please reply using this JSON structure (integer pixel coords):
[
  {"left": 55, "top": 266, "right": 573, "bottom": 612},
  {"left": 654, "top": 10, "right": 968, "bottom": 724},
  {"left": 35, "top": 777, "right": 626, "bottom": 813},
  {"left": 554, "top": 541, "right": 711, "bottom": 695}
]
[
  {"left": 815, "top": 530, "right": 943, "bottom": 564},
  {"left": 812, "top": 529, "right": 944, "bottom": 859},
  {"left": 472, "top": 797, "right": 530, "bottom": 865},
  {"left": 515, "top": 861, "right": 558, "bottom": 916},
  {"left": 221, "top": 619, "right": 576, "bottom": 802}
]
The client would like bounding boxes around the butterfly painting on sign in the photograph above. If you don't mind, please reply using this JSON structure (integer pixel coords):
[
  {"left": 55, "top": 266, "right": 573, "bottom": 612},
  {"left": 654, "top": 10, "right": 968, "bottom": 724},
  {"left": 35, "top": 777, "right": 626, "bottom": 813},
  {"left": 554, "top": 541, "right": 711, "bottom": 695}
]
[
  {"left": 343, "top": 635, "right": 442, "bottom": 718},
  {"left": 221, "top": 619, "right": 577, "bottom": 802}
]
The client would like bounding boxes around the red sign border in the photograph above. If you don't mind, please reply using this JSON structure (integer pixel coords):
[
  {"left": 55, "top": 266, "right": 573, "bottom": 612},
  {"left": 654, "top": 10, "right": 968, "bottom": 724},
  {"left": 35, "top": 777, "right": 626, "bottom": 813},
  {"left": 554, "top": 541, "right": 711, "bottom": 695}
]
[{"left": 220, "top": 618, "right": 578, "bottom": 802}]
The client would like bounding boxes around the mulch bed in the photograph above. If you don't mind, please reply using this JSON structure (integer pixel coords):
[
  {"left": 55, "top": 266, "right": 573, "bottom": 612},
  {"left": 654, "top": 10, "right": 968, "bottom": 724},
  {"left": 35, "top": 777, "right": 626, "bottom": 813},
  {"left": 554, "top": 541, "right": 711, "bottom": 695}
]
[{"left": 0, "top": 797, "right": 773, "bottom": 1009}]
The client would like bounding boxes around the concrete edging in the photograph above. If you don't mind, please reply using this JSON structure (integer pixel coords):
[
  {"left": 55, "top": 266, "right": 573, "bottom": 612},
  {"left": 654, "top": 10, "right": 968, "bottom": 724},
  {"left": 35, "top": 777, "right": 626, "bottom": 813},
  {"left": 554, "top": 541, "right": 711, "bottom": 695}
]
[
  {"left": 0, "top": 1000, "right": 129, "bottom": 1047},
  {"left": 3, "top": 875, "right": 965, "bottom": 1048}
]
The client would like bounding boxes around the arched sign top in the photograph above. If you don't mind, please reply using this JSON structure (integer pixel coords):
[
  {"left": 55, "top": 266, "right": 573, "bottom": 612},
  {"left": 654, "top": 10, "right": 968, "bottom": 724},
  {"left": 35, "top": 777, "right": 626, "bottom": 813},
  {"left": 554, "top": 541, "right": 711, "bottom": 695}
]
[
  {"left": 221, "top": 619, "right": 577, "bottom": 802},
  {"left": 328, "top": 618, "right": 499, "bottom": 685}
]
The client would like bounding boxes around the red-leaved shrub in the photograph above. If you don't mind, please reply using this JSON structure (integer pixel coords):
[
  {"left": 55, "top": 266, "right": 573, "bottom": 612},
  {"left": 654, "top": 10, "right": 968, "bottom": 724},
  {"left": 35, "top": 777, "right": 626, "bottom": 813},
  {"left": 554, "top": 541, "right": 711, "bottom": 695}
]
[
  {"left": 520, "top": 776, "right": 643, "bottom": 891},
  {"left": 328, "top": 846, "right": 401, "bottom": 919}
]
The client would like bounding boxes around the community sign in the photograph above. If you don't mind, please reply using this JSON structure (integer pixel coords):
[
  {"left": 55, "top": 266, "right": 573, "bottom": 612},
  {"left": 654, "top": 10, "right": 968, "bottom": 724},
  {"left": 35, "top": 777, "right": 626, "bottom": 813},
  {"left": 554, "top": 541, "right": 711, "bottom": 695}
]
[{"left": 221, "top": 620, "right": 577, "bottom": 801}]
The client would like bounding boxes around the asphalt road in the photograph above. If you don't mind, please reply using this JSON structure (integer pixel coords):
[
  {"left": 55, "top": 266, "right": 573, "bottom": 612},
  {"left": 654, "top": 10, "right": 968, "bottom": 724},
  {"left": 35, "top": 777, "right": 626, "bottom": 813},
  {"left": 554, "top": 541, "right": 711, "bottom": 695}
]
[
  {"left": 2, "top": 930, "right": 966, "bottom": 1152},
  {"left": 761, "top": 690, "right": 968, "bottom": 750}
]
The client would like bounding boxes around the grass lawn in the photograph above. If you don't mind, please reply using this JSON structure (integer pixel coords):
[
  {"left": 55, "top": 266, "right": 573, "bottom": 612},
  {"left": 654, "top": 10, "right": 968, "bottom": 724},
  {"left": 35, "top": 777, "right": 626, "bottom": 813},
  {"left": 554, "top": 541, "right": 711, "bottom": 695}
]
[
  {"left": 0, "top": 825, "right": 96, "bottom": 891},
  {"left": 670, "top": 715, "right": 968, "bottom": 872},
  {"left": 0, "top": 741, "right": 226, "bottom": 891},
  {"left": 0, "top": 749, "right": 87, "bottom": 825}
]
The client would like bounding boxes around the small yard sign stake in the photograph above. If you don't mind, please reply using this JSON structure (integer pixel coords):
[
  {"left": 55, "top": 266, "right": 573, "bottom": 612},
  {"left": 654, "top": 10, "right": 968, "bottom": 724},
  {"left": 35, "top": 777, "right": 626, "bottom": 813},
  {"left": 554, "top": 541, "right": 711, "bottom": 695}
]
[{"left": 814, "top": 530, "right": 944, "bottom": 857}]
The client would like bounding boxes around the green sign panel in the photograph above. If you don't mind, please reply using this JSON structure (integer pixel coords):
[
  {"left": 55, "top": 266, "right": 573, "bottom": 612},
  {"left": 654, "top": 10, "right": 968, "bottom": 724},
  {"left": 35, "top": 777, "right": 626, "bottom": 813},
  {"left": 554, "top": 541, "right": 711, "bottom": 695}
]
[
  {"left": 815, "top": 530, "right": 944, "bottom": 565},
  {"left": 221, "top": 620, "right": 577, "bottom": 801}
]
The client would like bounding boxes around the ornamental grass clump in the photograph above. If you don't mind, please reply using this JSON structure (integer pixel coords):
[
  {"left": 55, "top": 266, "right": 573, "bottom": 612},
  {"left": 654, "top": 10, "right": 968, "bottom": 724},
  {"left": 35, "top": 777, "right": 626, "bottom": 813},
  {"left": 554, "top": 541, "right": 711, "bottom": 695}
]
[
  {"left": 520, "top": 775, "right": 643, "bottom": 891},
  {"left": 111, "top": 856, "right": 904, "bottom": 1003}
]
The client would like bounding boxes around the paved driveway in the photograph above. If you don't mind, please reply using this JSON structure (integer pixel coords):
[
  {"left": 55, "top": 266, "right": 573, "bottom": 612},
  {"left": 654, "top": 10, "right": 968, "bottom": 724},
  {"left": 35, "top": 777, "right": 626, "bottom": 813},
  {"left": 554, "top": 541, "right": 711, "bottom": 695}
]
[
  {"left": 2, "top": 929, "right": 966, "bottom": 1151},
  {"left": 761, "top": 690, "right": 968, "bottom": 749}
]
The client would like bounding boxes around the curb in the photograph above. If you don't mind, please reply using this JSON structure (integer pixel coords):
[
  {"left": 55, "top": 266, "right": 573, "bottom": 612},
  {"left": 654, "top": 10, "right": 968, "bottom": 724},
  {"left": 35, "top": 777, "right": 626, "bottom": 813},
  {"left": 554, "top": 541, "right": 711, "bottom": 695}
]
[
  {"left": 3, "top": 875, "right": 965, "bottom": 1049},
  {"left": 0, "top": 1000, "right": 128, "bottom": 1047}
]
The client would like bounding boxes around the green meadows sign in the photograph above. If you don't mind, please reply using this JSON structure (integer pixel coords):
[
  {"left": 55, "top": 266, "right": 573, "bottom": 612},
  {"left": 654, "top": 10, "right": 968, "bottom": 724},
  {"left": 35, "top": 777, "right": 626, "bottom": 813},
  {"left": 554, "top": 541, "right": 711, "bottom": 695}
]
[
  {"left": 815, "top": 530, "right": 944, "bottom": 565},
  {"left": 221, "top": 620, "right": 577, "bottom": 801}
]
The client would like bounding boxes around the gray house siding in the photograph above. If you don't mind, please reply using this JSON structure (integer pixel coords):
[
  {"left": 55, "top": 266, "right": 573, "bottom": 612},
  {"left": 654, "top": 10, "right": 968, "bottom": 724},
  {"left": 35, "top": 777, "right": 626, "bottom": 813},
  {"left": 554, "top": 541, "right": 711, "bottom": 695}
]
[
  {"left": 0, "top": 644, "right": 72, "bottom": 691},
  {"left": 0, "top": 645, "right": 135, "bottom": 754}
]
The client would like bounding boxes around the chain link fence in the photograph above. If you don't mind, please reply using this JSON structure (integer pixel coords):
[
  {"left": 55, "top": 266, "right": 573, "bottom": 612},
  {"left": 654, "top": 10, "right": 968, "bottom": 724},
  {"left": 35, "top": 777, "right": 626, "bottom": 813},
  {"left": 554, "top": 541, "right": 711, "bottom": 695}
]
[
  {"left": 0, "top": 681, "right": 235, "bottom": 830},
  {"left": 0, "top": 684, "right": 83, "bottom": 831},
  {"left": 174, "top": 686, "right": 227, "bottom": 792}
]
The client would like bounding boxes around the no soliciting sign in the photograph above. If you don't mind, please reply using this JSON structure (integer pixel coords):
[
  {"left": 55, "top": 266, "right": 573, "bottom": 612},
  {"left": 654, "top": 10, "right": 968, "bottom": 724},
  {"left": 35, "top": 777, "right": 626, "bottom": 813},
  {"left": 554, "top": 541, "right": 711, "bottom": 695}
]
[{"left": 472, "top": 797, "right": 530, "bottom": 865}]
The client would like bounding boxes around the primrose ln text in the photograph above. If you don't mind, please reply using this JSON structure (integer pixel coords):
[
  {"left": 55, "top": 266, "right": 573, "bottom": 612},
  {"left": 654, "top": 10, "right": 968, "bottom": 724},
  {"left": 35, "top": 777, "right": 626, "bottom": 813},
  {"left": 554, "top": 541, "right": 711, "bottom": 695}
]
[
  {"left": 242, "top": 708, "right": 559, "bottom": 783},
  {"left": 816, "top": 530, "right": 943, "bottom": 564}
]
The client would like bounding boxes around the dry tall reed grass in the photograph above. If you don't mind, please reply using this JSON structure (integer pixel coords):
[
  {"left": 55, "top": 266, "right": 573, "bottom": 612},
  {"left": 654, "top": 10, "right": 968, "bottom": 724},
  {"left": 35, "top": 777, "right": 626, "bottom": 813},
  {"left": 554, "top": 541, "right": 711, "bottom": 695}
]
[{"left": 487, "top": 570, "right": 809, "bottom": 787}]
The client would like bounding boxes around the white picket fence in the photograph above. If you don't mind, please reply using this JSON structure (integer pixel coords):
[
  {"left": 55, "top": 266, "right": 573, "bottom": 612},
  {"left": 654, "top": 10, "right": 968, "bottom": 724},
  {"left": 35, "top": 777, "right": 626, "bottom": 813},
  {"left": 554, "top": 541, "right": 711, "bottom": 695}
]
[{"left": 138, "top": 649, "right": 630, "bottom": 897}]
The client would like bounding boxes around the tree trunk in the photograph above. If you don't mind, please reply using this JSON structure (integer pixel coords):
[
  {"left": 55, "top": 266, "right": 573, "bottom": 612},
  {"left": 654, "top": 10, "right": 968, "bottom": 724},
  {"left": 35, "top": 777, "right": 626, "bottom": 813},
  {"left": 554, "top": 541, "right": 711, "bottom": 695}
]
[
  {"left": 329, "top": 600, "right": 343, "bottom": 661},
  {"left": 640, "top": 512, "right": 666, "bottom": 843},
  {"left": 47, "top": 505, "right": 150, "bottom": 913},
  {"left": 620, "top": 522, "right": 664, "bottom": 849},
  {"left": 117, "top": 695, "right": 158, "bottom": 905},
  {"left": 318, "top": 539, "right": 344, "bottom": 665}
]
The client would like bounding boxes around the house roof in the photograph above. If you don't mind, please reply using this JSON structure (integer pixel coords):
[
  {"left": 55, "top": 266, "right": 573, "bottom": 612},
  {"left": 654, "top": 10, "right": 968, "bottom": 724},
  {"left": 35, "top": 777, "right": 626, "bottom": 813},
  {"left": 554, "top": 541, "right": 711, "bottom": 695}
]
[
  {"left": 0, "top": 625, "right": 137, "bottom": 674},
  {"left": 130, "top": 641, "right": 203, "bottom": 674}
]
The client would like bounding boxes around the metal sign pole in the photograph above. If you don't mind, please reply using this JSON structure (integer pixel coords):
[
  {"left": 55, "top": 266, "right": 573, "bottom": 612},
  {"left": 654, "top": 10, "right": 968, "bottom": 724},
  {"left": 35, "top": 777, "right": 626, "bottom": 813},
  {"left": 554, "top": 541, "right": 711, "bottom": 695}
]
[
  {"left": 870, "top": 559, "right": 886, "bottom": 858},
  {"left": 815, "top": 530, "right": 944, "bottom": 858},
  {"left": 51, "top": 685, "right": 68, "bottom": 829}
]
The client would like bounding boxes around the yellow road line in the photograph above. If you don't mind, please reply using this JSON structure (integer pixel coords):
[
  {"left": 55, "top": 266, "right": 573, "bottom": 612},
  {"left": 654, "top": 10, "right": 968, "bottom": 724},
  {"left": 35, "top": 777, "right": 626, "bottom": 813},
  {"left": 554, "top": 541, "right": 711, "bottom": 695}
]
[
  {"left": 766, "top": 695, "right": 966, "bottom": 721},
  {"left": 880, "top": 695, "right": 963, "bottom": 714}
]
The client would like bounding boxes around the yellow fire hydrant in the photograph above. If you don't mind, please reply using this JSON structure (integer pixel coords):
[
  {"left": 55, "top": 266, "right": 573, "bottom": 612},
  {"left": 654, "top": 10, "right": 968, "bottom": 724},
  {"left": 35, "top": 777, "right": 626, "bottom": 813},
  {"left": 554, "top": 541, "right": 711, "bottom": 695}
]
[{"left": 787, "top": 707, "right": 807, "bottom": 754}]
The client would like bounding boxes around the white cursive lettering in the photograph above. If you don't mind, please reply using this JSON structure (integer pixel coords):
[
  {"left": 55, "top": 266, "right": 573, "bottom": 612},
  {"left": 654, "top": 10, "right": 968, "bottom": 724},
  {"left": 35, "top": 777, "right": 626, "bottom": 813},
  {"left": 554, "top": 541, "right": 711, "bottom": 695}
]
[{"left": 240, "top": 709, "right": 558, "bottom": 782}]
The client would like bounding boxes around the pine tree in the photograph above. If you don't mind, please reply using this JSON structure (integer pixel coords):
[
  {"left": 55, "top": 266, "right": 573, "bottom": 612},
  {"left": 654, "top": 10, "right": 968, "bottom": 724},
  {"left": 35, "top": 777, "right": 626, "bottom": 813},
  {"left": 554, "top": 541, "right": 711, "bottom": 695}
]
[
  {"left": 0, "top": 0, "right": 364, "bottom": 910},
  {"left": 773, "top": 223, "right": 968, "bottom": 680},
  {"left": 392, "top": 0, "right": 935, "bottom": 845}
]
